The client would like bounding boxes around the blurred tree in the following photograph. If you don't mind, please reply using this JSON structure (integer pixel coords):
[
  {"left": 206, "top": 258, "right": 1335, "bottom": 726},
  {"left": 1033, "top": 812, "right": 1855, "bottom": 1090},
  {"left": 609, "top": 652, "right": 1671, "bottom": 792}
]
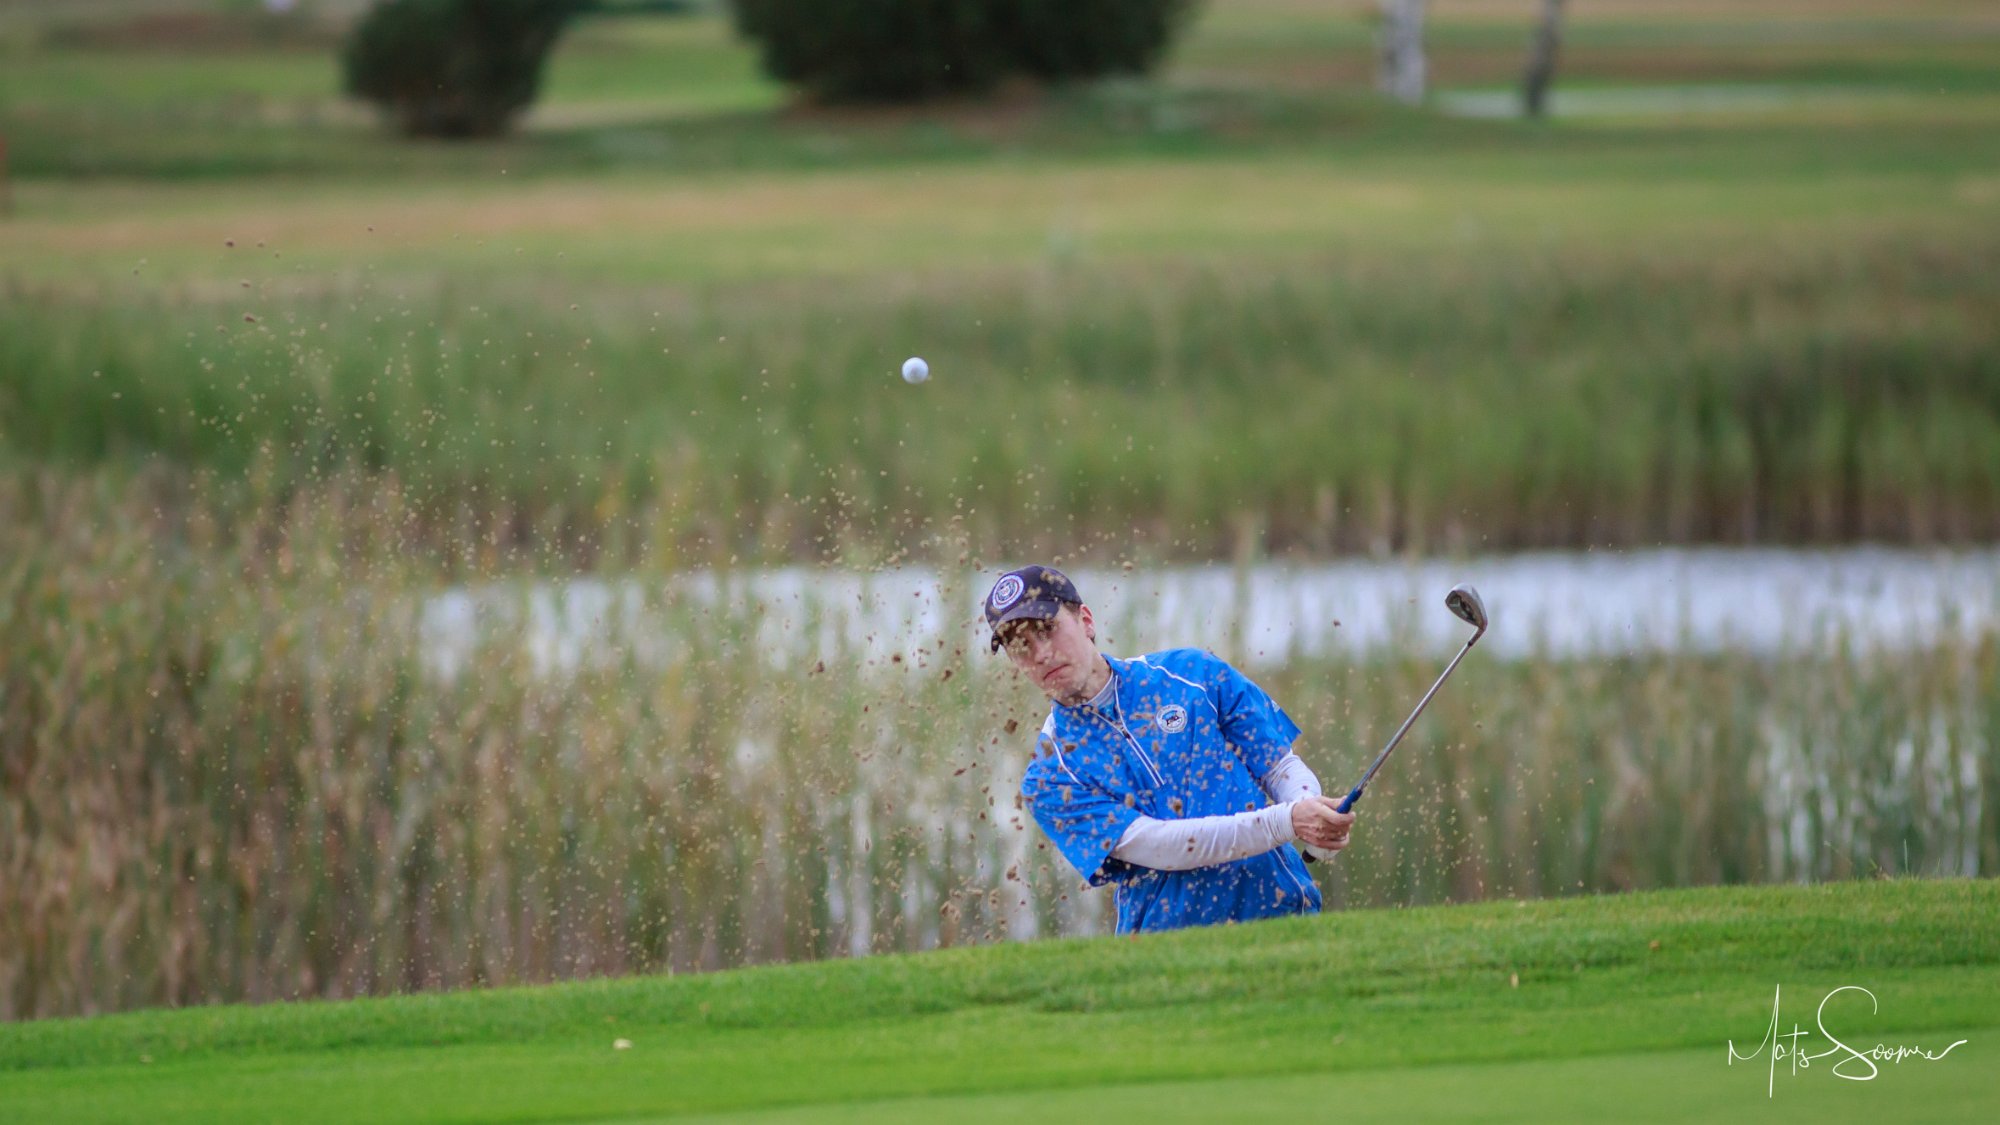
[
  {"left": 730, "top": 0, "right": 1198, "bottom": 104},
  {"left": 730, "top": 0, "right": 998, "bottom": 102},
  {"left": 343, "top": 0, "right": 586, "bottom": 138},
  {"left": 1522, "top": 0, "right": 1568, "bottom": 118},
  {"left": 997, "top": 0, "right": 1198, "bottom": 83},
  {"left": 1376, "top": 0, "right": 1426, "bottom": 105}
]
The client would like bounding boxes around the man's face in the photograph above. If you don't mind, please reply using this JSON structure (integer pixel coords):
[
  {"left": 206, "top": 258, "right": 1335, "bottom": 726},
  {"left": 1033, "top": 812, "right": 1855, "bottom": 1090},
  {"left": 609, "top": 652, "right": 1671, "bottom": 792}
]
[{"left": 997, "top": 605, "right": 1100, "bottom": 704}]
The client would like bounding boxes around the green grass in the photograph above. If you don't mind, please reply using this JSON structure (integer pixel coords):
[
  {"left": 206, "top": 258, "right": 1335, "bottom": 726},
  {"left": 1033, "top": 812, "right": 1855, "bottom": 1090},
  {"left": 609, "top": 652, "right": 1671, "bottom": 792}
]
[
  {"left": 663, "top": 1053, "right": 2000, "bottom": 1124},
  {"left": 5, "top": 0, "right": 2000, "bottom": 1068},
  {"left": 11, "top": 110, "right": 2000, "bottom": 280},
  {"left": 0, "top": 880, "right": 1994, "bottom": 1122}
]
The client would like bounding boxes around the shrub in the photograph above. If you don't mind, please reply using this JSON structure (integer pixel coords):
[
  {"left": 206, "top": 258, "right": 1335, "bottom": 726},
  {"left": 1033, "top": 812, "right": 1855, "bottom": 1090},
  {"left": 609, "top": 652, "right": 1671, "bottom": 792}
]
[
  {"left": 731, "top": 0, "right": 1198, "bottom": 104},
  {"left": 731, "top": 0, "right": 1001, "bottom": 103},
  {"left": 343, "top": 0, "right": 586, "bottom": 138},
  {"left": 996, "top": 0, "right": 1197, "bottom": 82}
]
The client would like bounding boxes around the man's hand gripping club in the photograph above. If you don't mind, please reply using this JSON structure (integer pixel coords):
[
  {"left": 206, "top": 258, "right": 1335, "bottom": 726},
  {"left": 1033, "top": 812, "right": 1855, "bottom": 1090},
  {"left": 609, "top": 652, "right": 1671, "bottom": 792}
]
[{"left": 1292, "top": 795, "right": 1354, "bottom": 855}]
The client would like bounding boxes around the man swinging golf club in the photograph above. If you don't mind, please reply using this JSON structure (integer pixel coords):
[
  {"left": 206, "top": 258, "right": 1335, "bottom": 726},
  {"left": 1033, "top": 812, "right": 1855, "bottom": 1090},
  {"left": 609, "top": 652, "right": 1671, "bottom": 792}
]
[{"left": 991, "top": 564, "right": 1352, "bottom": 933}]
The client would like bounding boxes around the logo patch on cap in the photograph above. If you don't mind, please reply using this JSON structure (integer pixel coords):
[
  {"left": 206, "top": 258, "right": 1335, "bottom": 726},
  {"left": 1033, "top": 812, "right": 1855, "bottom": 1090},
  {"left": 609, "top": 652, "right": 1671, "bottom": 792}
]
[
  {"left": 990, "top": 574, "right": 1026, "bottom": 611},
  {"left": 1157, "top": 705, "right": 1188, "bottom": 734}
]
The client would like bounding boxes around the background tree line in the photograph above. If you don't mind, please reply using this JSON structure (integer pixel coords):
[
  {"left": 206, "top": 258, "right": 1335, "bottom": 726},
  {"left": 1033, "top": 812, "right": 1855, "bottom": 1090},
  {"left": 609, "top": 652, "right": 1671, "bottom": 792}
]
[{"left": 341, "top": 0, "right": 1572, "bottom": 137}]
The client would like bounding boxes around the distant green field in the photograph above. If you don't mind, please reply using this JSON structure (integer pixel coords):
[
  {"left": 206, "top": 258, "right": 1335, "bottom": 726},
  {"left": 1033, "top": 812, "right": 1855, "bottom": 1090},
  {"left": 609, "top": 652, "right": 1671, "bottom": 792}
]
[
  {"left": 4, "top": 0, "right": 1999, "bottom": 179},
  {"left": 9, "top": 112, "right": 1999, "bottom": 283},
  {"left": 3, "top": 2, "right": 1997, "bottom": 560},
  {"left": 1, "top": 880, "right": 1994, "bottom": 1122}
]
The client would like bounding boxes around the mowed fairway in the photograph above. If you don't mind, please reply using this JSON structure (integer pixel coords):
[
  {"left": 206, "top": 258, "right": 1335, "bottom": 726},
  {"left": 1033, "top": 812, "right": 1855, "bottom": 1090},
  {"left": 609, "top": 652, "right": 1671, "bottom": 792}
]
[
  {"left": 672, "top": 1049, "right": 2000, "bottom": 1125},
  {"left": 11, "top": 127, "right": 1999, "bottom": 290},
  {"left": 6, "top": 1, "right": 1998, "bottom": 290},
  {"left": 1, "top": 881, "right": 1994, "bottom": 1123}
]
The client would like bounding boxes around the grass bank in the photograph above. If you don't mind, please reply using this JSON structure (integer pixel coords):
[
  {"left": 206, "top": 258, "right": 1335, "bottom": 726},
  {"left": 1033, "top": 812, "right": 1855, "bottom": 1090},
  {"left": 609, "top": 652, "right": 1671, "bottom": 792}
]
[
  {"left": 0, "top": 879, "right": 1993, "bottom": 1122},
  {"left": 6, "top": 0, "right": 2000, "bottom": 1051}
]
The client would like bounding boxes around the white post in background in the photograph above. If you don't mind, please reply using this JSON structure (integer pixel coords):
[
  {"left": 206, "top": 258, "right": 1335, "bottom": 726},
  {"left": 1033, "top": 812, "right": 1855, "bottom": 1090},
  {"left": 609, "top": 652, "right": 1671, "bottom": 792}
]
[{"left": 1377, "top": 0, "right": 1430, "bottom": 106}]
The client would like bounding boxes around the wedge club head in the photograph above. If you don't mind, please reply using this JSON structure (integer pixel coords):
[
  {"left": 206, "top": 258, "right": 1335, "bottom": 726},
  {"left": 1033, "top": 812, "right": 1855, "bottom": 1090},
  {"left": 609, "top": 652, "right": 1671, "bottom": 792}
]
[{"left": 1446, "top": 583, "right": 1487, "bottom": 638}]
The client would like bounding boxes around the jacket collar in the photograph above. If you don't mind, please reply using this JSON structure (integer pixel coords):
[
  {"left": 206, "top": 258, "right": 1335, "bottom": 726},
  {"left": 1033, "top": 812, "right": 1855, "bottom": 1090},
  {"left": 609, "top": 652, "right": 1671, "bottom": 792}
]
[{"left": 1052, "top": 654, "right": 1141, "bottom": 721}]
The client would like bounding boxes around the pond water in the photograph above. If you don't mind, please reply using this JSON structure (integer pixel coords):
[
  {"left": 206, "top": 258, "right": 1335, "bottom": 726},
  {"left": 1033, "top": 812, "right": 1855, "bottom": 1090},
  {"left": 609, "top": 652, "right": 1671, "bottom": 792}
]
[
  {"left": 421, "top": 546, "right": 2000, "bottom": 678},
  {"left": 1434, "top": 83, "right": 1897, "bottom": 120}
]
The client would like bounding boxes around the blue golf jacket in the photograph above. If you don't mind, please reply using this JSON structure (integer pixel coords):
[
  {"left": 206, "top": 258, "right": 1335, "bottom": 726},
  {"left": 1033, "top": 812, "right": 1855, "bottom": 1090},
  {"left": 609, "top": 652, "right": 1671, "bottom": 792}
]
[{"left": 1019, "top": 649, "right": 1322, "bottom": 933}]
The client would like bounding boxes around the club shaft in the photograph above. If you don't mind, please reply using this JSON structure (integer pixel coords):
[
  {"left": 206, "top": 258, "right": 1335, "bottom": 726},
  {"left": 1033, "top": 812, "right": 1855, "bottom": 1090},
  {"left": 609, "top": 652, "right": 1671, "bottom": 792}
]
[{"left": 1336, "top": 633, "right": 1481, "bottom": 812}]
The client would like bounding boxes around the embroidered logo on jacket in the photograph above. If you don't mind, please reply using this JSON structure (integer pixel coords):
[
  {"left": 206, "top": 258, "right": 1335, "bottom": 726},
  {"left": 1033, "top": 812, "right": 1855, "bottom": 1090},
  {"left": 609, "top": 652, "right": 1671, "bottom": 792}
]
[{"left": 1157, "top": 704, "right": 1188, "bottom": 733}]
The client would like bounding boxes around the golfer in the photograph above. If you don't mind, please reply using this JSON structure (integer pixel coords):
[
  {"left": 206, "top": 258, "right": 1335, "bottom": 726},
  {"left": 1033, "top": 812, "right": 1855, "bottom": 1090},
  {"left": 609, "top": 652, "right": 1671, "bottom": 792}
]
[{"left": 989, "top": 564, "right": 1354, "bottom": 933}]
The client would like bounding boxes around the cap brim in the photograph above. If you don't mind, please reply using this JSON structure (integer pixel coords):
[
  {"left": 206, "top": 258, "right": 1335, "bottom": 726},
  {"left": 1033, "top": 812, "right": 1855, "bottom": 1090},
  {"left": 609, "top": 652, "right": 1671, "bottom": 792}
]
[{"left": 987, "top": 599, "right": 1065, "bottom": 652}]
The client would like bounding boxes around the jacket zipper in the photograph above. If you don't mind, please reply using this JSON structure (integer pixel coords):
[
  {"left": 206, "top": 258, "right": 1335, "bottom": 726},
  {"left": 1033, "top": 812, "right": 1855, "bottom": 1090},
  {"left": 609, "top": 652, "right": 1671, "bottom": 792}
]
[{"left": 1087, "top": 675, "right": 1166, "bottom": 791}]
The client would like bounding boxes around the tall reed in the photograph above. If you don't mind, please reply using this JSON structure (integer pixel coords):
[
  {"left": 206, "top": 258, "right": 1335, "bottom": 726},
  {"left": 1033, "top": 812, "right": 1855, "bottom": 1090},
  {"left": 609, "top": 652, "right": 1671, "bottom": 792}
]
[
  {"left": 5, "top": 224, "right": 1998, "bottom": 563},
  {"left": 4, "top": 472, "right": 1994, "bottom": 1019}
]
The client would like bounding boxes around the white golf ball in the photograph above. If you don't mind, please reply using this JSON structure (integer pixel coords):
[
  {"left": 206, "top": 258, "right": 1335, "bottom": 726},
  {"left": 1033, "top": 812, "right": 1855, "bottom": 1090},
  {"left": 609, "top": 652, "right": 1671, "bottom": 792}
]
[{"left": 901, "top": 356, "right": 929, "bottom": 384}]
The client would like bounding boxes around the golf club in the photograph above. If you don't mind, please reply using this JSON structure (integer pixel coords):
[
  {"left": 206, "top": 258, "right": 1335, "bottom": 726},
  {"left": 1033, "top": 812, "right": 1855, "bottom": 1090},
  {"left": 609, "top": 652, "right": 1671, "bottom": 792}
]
[{"left": 1334, "top": 583, "right": 1488, "bottom": 814}]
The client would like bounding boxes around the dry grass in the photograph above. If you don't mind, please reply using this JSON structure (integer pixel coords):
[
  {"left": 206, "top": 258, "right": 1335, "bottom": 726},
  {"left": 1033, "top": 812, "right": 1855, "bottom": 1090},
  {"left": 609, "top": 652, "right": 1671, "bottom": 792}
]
[{"left": 3, "top": 470, "right": 1994, "bottom": 1019}]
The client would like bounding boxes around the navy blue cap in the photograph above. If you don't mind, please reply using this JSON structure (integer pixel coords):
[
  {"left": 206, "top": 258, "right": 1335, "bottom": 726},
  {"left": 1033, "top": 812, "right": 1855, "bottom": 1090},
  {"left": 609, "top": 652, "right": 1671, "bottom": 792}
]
[{"left": 984, "top": 565, "right": 1082, "bottom": 652}]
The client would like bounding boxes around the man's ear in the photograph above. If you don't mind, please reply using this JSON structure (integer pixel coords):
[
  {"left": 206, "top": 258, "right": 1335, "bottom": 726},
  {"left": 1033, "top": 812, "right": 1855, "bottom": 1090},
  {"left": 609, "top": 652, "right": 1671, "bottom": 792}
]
[{"left": 1077, "top": 604, "right": 1096, "bottom": 643}]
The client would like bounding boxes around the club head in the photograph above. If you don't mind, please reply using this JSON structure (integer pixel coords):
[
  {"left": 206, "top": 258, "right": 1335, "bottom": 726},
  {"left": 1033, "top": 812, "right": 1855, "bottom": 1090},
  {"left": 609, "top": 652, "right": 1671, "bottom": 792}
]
[{"left": 1445, "top": 583, "right": 1488, "bottom": 639}]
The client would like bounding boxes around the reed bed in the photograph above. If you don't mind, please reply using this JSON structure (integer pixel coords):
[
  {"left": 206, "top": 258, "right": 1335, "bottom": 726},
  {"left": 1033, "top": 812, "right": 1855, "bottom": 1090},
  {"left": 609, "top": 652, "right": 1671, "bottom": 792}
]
[
  {"left": 6, "top": 222, "right": 1999, "bottom": 563},
  {"left": 4, "top": 473, "right": 1994, "bottom": 1019}
]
